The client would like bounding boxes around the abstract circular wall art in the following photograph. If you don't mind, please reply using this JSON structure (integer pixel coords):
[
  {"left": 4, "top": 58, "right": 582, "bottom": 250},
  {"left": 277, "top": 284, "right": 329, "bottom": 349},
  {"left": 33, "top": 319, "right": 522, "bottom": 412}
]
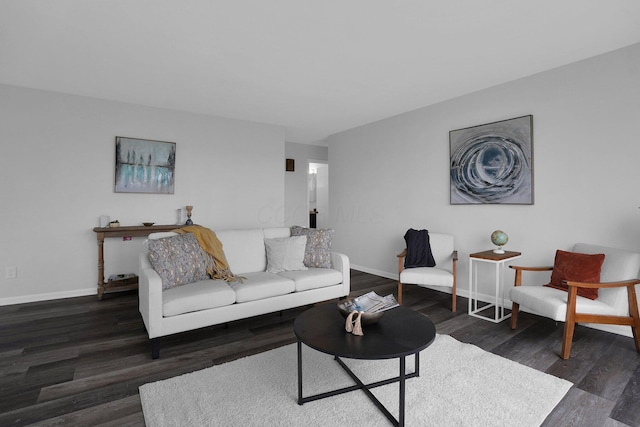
[{"left": 450, "top": 115, "right": 533, "bottom": 204}]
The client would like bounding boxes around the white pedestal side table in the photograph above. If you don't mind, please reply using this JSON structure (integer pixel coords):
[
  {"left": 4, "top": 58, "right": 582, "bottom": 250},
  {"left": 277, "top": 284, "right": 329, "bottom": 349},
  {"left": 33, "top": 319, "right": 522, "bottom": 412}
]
[{"left": 468, "top": 250, "right": 522, "bottom": 323}]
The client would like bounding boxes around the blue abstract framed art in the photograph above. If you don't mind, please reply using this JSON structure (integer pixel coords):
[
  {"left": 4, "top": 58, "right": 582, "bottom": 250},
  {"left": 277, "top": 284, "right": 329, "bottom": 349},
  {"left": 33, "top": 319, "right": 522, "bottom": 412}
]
[
  {"left": 449, "top": 115, "right": 533, "bottom": 205},
  {"left": 114, "top": 136, "right": 176, "bottom": 194}
]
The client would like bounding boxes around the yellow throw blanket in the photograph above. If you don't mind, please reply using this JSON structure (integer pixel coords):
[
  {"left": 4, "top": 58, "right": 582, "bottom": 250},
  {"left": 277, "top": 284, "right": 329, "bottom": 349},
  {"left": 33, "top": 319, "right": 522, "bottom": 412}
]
[{"left": 174, "top": 225, "right": 240, "bottom": 282}]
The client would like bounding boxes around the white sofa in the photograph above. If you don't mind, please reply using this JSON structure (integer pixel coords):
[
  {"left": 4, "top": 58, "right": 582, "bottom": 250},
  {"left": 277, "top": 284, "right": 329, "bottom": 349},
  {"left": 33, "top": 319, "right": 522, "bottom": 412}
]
[{"left": 139, "top": 227, "right": 350, "bottom": 358}]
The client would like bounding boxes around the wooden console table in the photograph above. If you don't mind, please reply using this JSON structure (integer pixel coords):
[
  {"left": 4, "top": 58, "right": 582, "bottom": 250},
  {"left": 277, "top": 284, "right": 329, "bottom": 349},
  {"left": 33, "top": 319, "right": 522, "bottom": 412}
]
[{"left": 93, "top": 224, "right": 184, "bottom": 299}]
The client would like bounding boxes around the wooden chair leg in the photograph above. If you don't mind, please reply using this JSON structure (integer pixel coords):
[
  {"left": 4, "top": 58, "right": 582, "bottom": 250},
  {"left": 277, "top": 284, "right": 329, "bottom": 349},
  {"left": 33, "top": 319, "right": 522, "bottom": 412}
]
[
  {"left": 510, "top": 302, "right": 519, "bottom": 330},
  {"left": 451, "top": 291, "right": 456, "bottom": 313},
  {"left": 451, "top": 277, "right": 457, "bottom": 313},
  {"left": 561, "top": 287, "right": 578, "bottom": 359},
  {"left": 627, "top": 284, "right": 640, "bottom": 353},
  {"left": 398, "top": 281, "right": 403, "bottom": 305},
  {"left": 561, "top": 320, "right": 576, "bottom": 360}
]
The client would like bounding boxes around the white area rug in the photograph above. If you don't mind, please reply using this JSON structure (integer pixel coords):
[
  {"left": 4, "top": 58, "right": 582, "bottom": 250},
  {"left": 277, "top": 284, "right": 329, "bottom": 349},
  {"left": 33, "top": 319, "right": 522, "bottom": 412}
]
[{"left": 139, "top": 335, "right": 571, "bottom": 426}]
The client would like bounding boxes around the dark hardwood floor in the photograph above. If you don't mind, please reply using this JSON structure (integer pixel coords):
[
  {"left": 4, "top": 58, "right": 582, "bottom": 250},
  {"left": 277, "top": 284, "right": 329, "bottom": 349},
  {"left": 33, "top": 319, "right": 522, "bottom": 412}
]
[{"left": 1, "top": 270, "right": 639, "bottom": 426}]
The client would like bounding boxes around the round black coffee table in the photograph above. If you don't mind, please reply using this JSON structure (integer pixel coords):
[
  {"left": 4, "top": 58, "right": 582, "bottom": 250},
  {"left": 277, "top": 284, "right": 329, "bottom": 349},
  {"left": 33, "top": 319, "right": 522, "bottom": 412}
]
[{"left": 294, "top": 304, "right": 436, "bottom": 427}]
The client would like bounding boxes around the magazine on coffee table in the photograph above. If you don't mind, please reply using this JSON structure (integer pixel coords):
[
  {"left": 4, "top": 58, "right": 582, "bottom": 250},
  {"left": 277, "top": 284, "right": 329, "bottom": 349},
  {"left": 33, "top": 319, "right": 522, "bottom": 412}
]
[{"left": 340, "top": 291, "right": 399, "bottom": 313}]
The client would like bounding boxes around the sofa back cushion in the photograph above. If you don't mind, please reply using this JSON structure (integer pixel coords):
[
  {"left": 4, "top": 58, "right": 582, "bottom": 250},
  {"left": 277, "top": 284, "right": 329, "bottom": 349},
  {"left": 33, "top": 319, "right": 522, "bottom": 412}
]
[
  {"left": 263, "top": 227, "right": 291, "bottom": 239},
  {"left": 149, "top": 227, "right": 294, "bottom": 276},
  {"left": 214, "top": 229, "right": 266, "bottom": 274}
]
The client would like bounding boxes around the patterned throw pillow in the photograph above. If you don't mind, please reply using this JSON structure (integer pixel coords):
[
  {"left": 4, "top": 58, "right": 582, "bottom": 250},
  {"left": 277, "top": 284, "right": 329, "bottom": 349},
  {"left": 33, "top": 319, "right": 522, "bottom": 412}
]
[
  {"left": 290, "top": 226, "right": 334, "bottom": 268},
  {"left": 147, "top": 233, "right": 209, "bottom": 290}
]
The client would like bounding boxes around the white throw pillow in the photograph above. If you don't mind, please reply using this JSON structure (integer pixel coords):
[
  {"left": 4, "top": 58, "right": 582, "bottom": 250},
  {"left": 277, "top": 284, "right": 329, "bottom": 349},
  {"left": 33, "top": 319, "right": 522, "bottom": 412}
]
[{"left": 265, "top": 236, "right": 308, "bottom": 273}]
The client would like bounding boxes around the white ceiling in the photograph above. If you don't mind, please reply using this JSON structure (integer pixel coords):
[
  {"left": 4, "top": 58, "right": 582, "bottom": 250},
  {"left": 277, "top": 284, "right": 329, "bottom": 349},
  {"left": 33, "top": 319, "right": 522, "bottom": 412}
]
[{"left": 2, "top": 1, "right": 640, "bottom": 144}]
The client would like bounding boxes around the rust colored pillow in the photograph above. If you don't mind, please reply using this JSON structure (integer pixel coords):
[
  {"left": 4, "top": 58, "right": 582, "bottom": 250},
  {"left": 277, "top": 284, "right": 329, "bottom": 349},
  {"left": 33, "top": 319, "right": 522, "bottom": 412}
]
[{"left": 543, "top": 250, "right": 605, "bottom": 300}]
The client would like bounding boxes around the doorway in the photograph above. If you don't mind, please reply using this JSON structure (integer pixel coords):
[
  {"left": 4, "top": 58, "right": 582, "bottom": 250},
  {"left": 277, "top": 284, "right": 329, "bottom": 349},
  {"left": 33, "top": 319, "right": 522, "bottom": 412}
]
[{"left": 308, "top": 161, "right": 328, "bottom": 229}]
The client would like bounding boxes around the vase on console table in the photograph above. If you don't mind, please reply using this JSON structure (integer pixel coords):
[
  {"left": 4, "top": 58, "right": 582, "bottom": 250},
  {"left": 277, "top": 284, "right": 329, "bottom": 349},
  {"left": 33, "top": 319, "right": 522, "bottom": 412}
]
[{"left": 185, "top": 205, "right": 193, "bottom": 225}]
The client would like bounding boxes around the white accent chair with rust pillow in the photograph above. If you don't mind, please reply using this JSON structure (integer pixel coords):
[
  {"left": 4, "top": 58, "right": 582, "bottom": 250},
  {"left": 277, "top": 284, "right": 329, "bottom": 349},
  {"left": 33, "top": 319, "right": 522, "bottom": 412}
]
[{"left": 509, "top": 243, "right": 640, "bottom": 359}]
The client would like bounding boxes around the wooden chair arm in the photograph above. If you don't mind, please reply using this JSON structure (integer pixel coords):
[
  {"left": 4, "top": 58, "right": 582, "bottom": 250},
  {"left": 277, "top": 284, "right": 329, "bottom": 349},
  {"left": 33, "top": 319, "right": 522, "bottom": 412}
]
[
  {"left": 509, "top": 265, "right": 553, "bottom": 287},
  {"left": 509, "top": 265, "right": 554, "bottom": 272},
  {"left": 397, "top": 248, "right": 406, "bottom": 274},
  {"left": 564, "top": 278, "right": 640, "bottom": 290}
]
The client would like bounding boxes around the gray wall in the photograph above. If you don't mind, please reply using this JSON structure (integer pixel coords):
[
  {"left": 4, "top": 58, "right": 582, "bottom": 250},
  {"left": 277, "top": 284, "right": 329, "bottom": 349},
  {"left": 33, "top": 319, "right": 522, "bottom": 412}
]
[
  {"left": 0, "top": 84, "right": 285, "bottom": 304},
  {"left": 327, "top": 43, "right": 640, "bottom": 334}
]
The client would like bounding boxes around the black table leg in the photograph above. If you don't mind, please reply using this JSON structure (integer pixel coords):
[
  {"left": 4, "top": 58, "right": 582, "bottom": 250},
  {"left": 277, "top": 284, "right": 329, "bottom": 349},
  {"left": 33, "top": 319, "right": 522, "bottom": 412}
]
[
  {"left": 399, "top": 356, "right": 406, "bottom": 427},
  {"left": 297, "top": 344, "right": 420, "bottom": 426},
  {"left": 297, "top": 339, "right": 303, "bottom": 405}
]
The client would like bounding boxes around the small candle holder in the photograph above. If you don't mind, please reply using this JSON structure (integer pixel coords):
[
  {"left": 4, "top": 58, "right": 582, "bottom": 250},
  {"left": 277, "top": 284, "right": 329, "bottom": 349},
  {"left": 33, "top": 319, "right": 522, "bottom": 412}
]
[{"left": 185, "top": 205, "right": 193, "bottom": 225}]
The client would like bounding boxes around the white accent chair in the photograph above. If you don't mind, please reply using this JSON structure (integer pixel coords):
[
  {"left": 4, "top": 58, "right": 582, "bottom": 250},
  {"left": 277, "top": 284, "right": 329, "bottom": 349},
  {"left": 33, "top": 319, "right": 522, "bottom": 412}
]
[
  {"left": 397, "top": 233, "right": 458, "bottom": 312},
  {"left": 509, "top": 243, "right": 640, "bottom": 359}
]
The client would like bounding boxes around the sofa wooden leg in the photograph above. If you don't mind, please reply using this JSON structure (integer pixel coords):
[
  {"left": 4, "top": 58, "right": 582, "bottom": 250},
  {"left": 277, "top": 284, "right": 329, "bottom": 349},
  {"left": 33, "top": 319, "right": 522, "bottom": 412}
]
[
  {"left": 151, "top": 338, "right": 160, "bottom": 360},
  {"left": 510, "top": 303, "right": 519, "bottom": 330}
]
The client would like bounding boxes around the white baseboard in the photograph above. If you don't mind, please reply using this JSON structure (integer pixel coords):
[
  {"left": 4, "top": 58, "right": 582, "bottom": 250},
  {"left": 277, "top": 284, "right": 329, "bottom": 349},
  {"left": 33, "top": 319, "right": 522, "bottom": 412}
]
[{"left": 0, "top": 288, "right": 96, "bottom": 306}]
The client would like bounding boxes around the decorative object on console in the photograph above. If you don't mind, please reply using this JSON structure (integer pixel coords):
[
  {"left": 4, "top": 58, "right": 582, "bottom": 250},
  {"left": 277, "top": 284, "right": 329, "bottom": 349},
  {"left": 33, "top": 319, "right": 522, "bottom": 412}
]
[
  {"left": 142, "top": 222, "right": 155, "bottom": 227},
  {"left": 109, "top": 220, "right": 120, "bottom": 228},
  {"left": 491, "top": 229, "right": 509, "bottom": 254},
  {"left": 99, "top": 215, "right": 110, "bottom": 228},
  {"left": 450, "top": 115, "right": 533, "bottom": 205},
  {"left": 176, "top": 208, "right": 185, "bottom": 225},
  {"left": 185, "top": 205, "right": 193, "bottom": 225},
  {"left": 114, "top": 136, "right": 176, "bottom": 194}
]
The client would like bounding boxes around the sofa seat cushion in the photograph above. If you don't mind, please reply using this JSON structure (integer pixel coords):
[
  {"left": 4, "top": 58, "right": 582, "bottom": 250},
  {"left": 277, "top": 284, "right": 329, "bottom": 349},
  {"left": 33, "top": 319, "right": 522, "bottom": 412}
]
[
  {"left": 510, "top": 285, "right": 621, "bottom": 322},
  {"left": 230, "top": 272, "right": 295, "bottom": 303},
  {"left": 279, "top": 268, "right": 343, "bottom": 292},
  {"left": 400, "top": 267, "right": 453, "bottom": 288},
  {"left": 163, "top": 280, "right": 236, "bottom": 317}
]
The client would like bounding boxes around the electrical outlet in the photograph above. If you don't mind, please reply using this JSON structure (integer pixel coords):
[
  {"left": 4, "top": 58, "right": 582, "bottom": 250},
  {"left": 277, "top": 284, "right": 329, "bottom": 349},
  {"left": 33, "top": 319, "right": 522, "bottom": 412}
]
[{"left": 6, "top": 266, "right": 17, "bottom": 279}]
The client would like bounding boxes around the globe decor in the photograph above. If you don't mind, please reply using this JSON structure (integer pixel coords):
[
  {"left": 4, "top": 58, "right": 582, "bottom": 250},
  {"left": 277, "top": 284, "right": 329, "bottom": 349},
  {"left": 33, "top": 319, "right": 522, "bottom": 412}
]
[{"left": 491, "top": 230, "right": 509, "bottom": 254}]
